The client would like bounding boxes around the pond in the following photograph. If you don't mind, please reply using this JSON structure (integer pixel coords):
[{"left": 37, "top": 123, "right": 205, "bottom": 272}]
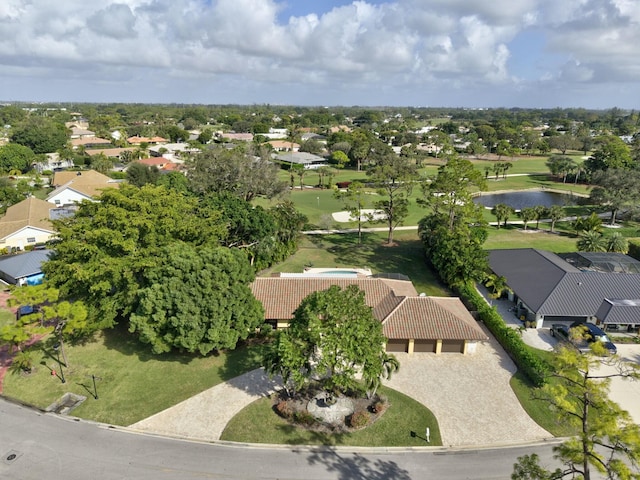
[{"left": 474, "top": 190, "right": 578, "bottom": 210}]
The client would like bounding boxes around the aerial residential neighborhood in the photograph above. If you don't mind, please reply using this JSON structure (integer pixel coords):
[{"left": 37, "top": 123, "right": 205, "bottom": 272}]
[{"left": 2, "top": 1, "right": 640, "bottom": 479}]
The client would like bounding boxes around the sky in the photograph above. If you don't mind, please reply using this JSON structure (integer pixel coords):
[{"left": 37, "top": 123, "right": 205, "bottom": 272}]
[{"left": 1, "top": 0, "right": 639, "bottom": 109}]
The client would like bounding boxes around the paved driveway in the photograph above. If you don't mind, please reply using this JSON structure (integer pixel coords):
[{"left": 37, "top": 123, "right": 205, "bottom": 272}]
[
  {"left": 386, "top": 325, "right": 551, "bottom": 447},
  {"left": 130, "top": 327, "right": 551, "bottom": 447}
]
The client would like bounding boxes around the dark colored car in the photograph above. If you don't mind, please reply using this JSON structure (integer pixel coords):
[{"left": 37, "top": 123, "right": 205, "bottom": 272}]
[
  {"left": 570, "top": 321, "right": 617, "bottom": 355},
  {"left": 550, "top": 324, "right": 571, "bottom": 342}
]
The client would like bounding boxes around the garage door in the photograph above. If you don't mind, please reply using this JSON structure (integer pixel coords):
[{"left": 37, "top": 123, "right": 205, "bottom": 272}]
[
  {"left": 414, "top": 340, "right": 436, "bottom": 353},
  {"left": 441, "top": 340, "right": 465, "bottom": 353},
  {"left": 386, "top": 339, "right": 408, "bottom": 353}
]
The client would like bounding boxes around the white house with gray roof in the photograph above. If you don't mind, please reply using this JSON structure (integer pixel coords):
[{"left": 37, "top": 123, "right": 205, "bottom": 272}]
[{"left": 489, "top": 248, "right": 640, "bottom": 330}]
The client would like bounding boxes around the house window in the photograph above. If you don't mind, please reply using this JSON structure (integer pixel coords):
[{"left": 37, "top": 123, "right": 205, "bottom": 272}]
[
  {"left": 54, "top": 200, "right": 61, "bottom": 205},
  {"left": 27, "top": 237, "right": 36, "bottom": 243}
]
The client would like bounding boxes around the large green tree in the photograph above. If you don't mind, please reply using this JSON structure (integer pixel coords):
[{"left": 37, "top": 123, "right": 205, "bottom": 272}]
[
  {"left": 420, "top": 155, "right": 486, "bottom": 231},
  {"left": 0, "top": 143, "right": 36, "bottom": 173},
  {"left": 264, "top": 285, "right": 397, "bottom": 397},
  {"left": 512, "top": 346, "right": 640, "bottom": 480},
  {"left": 334, "top": 181, "right": 371, "bottom": 244},
  {"left": 187, "top": 145, "right": 286, "bottom": 201},
  {"left": 42, "top": 184, "right": 226, "bottom": 332},
  {"left": 589, "top": 169, "right": 640, "bottom": 225},
  {"left": 11, "top": 117, "right": 69, "bottom": 154},
  {"left": 129, "top": 244, "right": 264, "bottom": 355},
  {"left": 584, "top": 135, "right": 634, "bottom": 175},
  {"left": 367, "top": 153, "right": 418, "bottom": 245}
]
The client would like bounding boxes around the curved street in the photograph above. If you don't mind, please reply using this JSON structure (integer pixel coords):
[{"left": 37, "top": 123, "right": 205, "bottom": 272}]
[{"left": 1, "top": 398, "right": 563, "bottom": 480}]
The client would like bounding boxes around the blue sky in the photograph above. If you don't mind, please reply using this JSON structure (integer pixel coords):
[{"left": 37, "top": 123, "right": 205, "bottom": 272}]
[{"left": 0, "top": 0, "right": 639, "bottom": 108}]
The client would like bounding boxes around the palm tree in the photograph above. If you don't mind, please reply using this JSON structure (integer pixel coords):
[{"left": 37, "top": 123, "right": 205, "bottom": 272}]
[
  {"left": 547, "top": 205, "right": 564, "bottom": 233},
  {"left": 606, "top": 232, "right": 629, "bottom": 253},
  {"left": 491, "top": 203, "right": 514, "bottom": 228},
  {"left": 577, "top": 231, "right": 607, "bottom": 252},
  {"left": 484, "top": 274, "right": 510, "bottom": 299},
  {"left": 533, "top": 205, "right": 546, "bottom": 230},
  {"left": 364, "top": 353, "right": 400, "bottom": 399},
  {"left": 519, "top": 207, "right": 536, "bottom": 231}
]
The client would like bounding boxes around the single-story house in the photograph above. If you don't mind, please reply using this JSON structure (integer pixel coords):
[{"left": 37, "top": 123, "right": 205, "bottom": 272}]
[
  {"left": 86, "top": 147, "right": 137, "bottom": 159},
  {"left": 132, "top": 158, "right": 178, "bottom": 171},
  {"left": 269, "top": 140, "right": 300, "bottom": 152},
  {"left": 127, "top": 136, "right": 167, "bottom": 145},
  {"left": 34, "top": 153, "right": 74, "bottom": 173},
  {"left": 47, "top": 170, "right": 120, "bottom": 206},
  {"left": 216, "top": 132, "right": 254, "bottom": 142},
  {"left": 250, "top": 276, "right": 487, "bottom": 354},
  {"left": 0, "top": 249, "right": 51, "bottom": 285},
  {"left": 71, "top": 137, "right": 112, "bottom": 149},
  {"left": 274, "top": 152, "right": 327, "bottom": 170},
  {"left": 0, "top": 197, "right": 58, "bottom": 251},
  {"left": 148, "top": 143, "right": 199, "bottom": 160},
  {"left": 489, "top": 248, "right": 640, "bottom": 329}
]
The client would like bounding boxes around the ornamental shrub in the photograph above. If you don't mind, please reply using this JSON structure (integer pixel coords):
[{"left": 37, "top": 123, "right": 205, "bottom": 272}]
[{"left": 349, "top": 410, "right": 371, "bottom": 429}]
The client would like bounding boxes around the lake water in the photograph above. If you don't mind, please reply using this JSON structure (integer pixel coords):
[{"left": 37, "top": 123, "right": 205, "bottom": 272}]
[{"left": 474, "top": 191, "right": 577, "bottom": 210}]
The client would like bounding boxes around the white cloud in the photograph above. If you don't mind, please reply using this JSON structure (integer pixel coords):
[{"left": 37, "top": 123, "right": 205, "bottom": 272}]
[{"left": 0, "top": 0, "right": 638, "bottom": 107}]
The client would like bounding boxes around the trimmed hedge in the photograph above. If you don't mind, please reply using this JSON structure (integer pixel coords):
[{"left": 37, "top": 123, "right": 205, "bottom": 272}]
[
  {"left": 456, "top": 283, "right": 549, "bottom": 387},
  {"left": 627, "top": 238, "right": 640, "bottom": 261}
]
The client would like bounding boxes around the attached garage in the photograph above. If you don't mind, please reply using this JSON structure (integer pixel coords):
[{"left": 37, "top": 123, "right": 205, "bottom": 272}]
[
  {"left": 385, "top": 339, "right": 408, "bottom": 353},
  {"left": 441, "top": 340, "right": 465, "bottom": 353},
  {"left": 414, "top": 339, "right": 436, "bottom": 353}
]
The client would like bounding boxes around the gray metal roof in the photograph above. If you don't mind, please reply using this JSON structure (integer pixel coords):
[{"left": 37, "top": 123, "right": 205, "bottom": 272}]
[
  {"left": 489, "top": 249, "right": 640, "bottom": 319},
  {"left": 0, "top": 249, "right": 51, "bottom": 281},
  {"left": 596, "top": 299, "right": 640, "bottom": 324}
]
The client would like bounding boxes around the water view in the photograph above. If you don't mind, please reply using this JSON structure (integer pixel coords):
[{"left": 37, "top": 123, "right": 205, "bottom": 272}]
[{"left": 473, "top": 191, "right": 577, "bottom": 210}]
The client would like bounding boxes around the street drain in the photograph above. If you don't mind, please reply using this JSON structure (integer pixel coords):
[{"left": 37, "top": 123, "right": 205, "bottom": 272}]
[{"left": 3, "top": 450, "right": 22, "bottom": 464}]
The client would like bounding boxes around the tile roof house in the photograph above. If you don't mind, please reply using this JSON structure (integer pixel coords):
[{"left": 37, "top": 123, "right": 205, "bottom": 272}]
[
  {"left": 127, "top": 136, "right": 167, "bottom": 145},
  {"left": 269, "top": 140, "right": 300, "bottom": 152},
  {"left": 132, "top": 158, "right": 178, "bottom": 171},
  {"left": 0, "top": 197, "right": 57, "bottom": 250},
  {"left": 489, "top": 248, "right": 640, "bottom": 329},
  {"left": 47, "top": 170, "right": 120, "bottom": 206},
  {"left": 250, "top": 276, "right": 487, "bottom": 354}
]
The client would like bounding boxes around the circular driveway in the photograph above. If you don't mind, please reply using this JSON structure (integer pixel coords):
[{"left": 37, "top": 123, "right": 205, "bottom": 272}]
[{"left": 131, "top": 325, "right": 551, "bottom": 447}]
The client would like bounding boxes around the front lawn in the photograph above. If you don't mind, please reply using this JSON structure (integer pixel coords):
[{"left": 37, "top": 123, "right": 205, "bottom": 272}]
[
  {"left": 3, "top": 325, "right": 267, "bottom": 426},
  {"left": 220, "top": 386, "right": 441, "bottom": 447}
]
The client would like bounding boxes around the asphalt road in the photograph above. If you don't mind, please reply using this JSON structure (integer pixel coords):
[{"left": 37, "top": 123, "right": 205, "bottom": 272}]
[{"left": 0, "top": 398, "right": 564, "bottom": 480}]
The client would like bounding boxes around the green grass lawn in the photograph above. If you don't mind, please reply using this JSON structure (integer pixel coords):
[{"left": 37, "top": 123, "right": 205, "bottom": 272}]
[
  {"left": 262, "top": 230, "right": 450, "bottom": 297},
  {"left": 3, "top": 325, "right": 267, "bottom": 426},
  {"left": 484, "top": 226, "right": 579, "bottom": 252},
  {"left": 220, "top": 386, "right": 441, "bottom": 447},
  {"left": 509, "top": 371, "right": 577, "bottom": 438}
]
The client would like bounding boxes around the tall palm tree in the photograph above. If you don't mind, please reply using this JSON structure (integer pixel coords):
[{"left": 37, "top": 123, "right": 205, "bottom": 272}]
[
  {"left": 547, "top": 205, "right": 564, "bottom": 233},
  {"left": 364, "top": 353, "right": 400, "bottom": 399}
]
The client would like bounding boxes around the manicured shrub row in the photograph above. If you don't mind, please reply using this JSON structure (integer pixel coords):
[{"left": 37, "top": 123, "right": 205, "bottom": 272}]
[
  {"left": 456, "top": 283, "right": 549, "bottom": 387},
  {"left": 627, "top": 238, "right": 640, "bottom": 261}
]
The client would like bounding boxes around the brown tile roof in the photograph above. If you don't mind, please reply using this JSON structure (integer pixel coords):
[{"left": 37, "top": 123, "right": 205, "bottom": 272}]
[
  {"left": 250, "top": 277, "right": 404, "bottom": 321},
  {"left": 86, "top": 147, "right": 137, "bottom": 158},
  {"left": 52, "top": 170, "right": 112, "bottom": 187},
  {"left": 382, "top": 297, "right": 488, "bottom": 341},
  {"left": 49, "top": 170, "right": 120, "bottom": 201},
  {"left": 127, "top": 136, "right": 167, "bottom": 145},
  {"left": 0, "top": 197, "right": 56, "bottom": 240},
  {"left": 250, "top": 277, "right": 486, "bottom": 342},
  {"left": 71, "top": 137, "right": 111, "bottom": 147}
]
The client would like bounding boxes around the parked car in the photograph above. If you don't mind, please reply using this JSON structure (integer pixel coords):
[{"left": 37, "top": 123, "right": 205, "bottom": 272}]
[
  {"left": 550, "top": 324, "right": 571, "bottom": 342},
  {"left": 570, "top": 321, "right": 617, "bottom": 355}
]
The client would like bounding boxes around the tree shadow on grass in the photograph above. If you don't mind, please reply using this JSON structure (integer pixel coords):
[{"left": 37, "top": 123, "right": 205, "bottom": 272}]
[
  {"left": 303, "top": 447, "right": 412, "bottom": 480},
  {"left": 100, "top": 323, "right": 192, "bottom": 364}
]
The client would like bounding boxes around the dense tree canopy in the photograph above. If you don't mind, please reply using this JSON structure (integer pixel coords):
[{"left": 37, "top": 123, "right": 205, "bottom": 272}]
[
  {"left": 589, "top": 169, "right": 640, "bottom": 224},
  {"left": 11, "top": 117, "right": 69, "bottom": 154},
  {"left": 187, "top": 145, "right": 286, "bottom": 201},
  {"left": 129, "top": 244, "right": 264, "bottom": 355},
  {"left": 0, "top": 143, "right": 36, "bottom": 173},
  {"left": 43, "top": 184, "right": 226, "bottom": 333},
  {"left": 264, "top": 285, "right": 397, "bottom": 397}
]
